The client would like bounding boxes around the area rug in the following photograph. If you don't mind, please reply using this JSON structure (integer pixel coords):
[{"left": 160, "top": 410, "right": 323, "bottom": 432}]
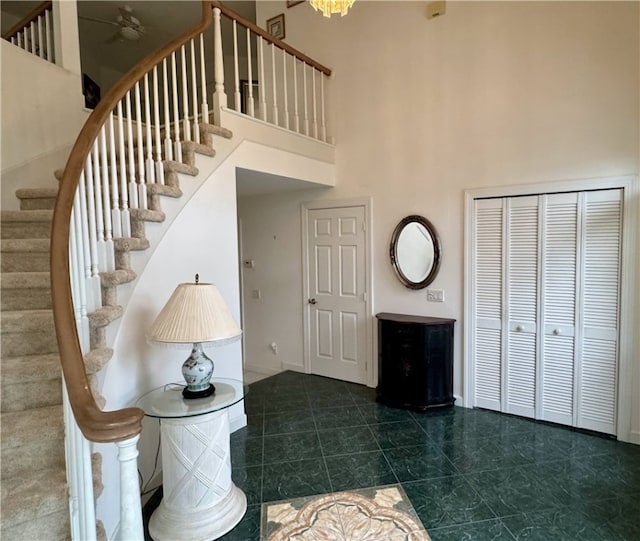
[{"left": 262, "top": 484, "right": 431, "bottom": 540}]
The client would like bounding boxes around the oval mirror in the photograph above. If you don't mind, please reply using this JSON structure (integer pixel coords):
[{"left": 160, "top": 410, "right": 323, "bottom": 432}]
[{"left": 390, "top": 215, "right": 441, "bottom": 289}]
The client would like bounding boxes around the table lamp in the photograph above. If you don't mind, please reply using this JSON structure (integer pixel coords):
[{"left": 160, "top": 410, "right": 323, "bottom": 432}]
[{"left": 148, "top": 274, "right": 242, "bottom": 399}]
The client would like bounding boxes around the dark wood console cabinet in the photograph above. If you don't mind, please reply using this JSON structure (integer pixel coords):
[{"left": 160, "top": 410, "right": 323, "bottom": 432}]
[{"left": 376, "top": 313, "right": 455, "bottom": 411}]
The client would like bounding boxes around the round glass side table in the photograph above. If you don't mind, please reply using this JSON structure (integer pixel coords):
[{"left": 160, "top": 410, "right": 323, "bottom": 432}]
[{"left": 136, "top": 378, "right": 247, "bottom": 541}]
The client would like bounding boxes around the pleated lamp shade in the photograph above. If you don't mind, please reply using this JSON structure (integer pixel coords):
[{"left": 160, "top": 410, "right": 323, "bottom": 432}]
[{"left": 149, "top": 281, "right": 242, "bottom": 346}]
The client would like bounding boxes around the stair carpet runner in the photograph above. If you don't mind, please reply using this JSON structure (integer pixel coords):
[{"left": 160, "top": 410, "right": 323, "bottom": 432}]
[{"left": 0, "top": 124, "right": 232, "bottom": 540}]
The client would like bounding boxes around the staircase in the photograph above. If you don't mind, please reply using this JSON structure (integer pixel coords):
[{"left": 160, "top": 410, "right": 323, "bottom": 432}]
[
  {"left": 0, "top": 124, "right": 232, "bottom": 540},
  {"left": 0, "top": 189, "right": 69, "bottom": 540}
]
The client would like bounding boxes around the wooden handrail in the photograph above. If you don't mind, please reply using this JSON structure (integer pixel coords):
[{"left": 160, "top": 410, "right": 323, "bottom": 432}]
[
  {"left": 51, "top": 1, "right": 215, "bottom": 443},
  {"left": 2, "top": 1, "right": 52, "bottom": 40},
  {"left": 211, "top": 1, "right": 332, "bottom": 76}
]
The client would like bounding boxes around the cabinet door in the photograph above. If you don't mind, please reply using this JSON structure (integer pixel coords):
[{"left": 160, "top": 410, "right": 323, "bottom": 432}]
[
  {"left": 505, "top": 196, "right": 539, "bottom": 418},
  {"left": 539, "top": 192, "right": 578, "bottom": 425},
  {"left": 474, "top": 198, "right": 504, "bottom": 411},
  {"left": 577, "top": 189, "right": 622, "bottom": 435}
]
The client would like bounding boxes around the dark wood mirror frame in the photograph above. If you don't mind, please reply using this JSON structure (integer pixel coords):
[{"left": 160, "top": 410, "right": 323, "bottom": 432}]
[{"left": 390, "top": 215, "right": 441, "bottom": 289}]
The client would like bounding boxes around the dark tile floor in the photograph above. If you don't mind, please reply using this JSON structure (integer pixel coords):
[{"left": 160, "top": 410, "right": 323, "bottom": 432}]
[{"left": 156, "top": 371, "right": 640, "bottom": 540}]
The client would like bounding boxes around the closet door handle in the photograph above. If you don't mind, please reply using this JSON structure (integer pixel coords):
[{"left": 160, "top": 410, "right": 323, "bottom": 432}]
[
  {"left": 308, "top": 298, "right": 317, "bottom": 305},
  {"left": 553, "top": 328, "right": 562, "bottom": 335},
  {"left": 515, "top": 325, "right": 524, "bottom": 332}
]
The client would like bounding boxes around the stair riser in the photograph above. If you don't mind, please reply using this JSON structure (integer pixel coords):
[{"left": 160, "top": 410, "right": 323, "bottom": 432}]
[
  {"left": 1, "top": 222, "right": 52, "bottom": 239},
  {"left": 1, "top": 439, "right": 65, "bottom": 480},
  {"left": 19, "top": 198, "right": 57, "bottom": 211},
  {"left": 1, "top": 379, "right": 62, "bottom": 413},
  {"left": 1, "top": 288, "right": 52, "bottom": 311},
  {"left": 1, "top": 253, "right": 49, "bottom": 272},
  {"left": 1, "top": 332, "right": 58, "bottom": 357}
]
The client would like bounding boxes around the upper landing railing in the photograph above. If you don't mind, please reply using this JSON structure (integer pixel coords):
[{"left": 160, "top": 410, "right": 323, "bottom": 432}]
[{"left": 2, "top": 1, "right": 55, "bottom": 63}]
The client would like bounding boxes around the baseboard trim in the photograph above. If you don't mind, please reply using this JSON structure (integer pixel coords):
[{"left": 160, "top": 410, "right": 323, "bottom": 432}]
[
  {"left": 628, "top": 430, "right": 640, "bottom": 445},
  {"left": 281, "top": 362, "right": 305, "bottom": 373},
  {"left": 244, "top": 363, "right": 281, "bottom": 376}
]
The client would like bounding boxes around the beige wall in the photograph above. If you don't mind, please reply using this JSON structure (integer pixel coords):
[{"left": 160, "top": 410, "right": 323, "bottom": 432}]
[{"left": 241, "top": 1, "right": 639, "bottom": 437}]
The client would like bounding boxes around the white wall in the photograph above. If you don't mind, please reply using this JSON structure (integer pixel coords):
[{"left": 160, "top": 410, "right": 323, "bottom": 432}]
[
  {"left": 243, "top": 1, "right": 639, "bottom": 435},
  {"left": 1, "top": 40, "right": 88, "bottom": 209}
]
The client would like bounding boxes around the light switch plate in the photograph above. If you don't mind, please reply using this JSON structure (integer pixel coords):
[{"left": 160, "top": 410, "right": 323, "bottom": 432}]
[
  {"left": 426, "top": 288, "right": 444, "bottom": 302},
  {"left": 426, "top": 1, "right": 446, "bottom": 19}
]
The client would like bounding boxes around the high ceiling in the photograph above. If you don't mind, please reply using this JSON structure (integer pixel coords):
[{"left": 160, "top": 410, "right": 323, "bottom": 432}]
[{"left": 2, "top": 1, "right": 257, "bottom": 75}]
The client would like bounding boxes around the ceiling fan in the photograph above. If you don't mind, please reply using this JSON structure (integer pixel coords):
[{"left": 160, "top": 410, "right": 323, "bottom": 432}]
[{"left": 79, "top": 5, "right": 147, "bottom": 43}]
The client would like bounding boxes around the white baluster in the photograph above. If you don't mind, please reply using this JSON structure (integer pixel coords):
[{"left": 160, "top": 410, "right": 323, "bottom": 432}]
[
  {"left": 116, "top": 435, "right": 144, "bottom": 541},
  {"left": 78, "top": 171, "right": 95, "bottom": 313},
  {"left": 303, "top": 63, "right": 309, "bottom": 136},
  {"left": 271, "top": 44, "right": 278, "bottom": 125},
  {"left": 282, "top": 49, "right": 289, "bottom": 129},
  {"left": 84, "top": 154, "right": 102, "bottom": 309},
  {"left": 69, "top": 204, "right": 82, "bottom": 331},
  {"left": 320, "top": 73, "right": 327, "bottom": 142},
  {"left": 29, "top": 21, "right": 36, "bottom": 54},
  {"left": 199, "top": 33, "right": 209, "bottom": 125},
  {"left": 233, "top": 21, "right": 241, "bottom": 112},
  {"left": 10, "top": 36, "right": 16, "bottom": 45},
  {"left": 312, "top": 68, "right": 318, "bottom": 139},
  {"left": 116, "top": 101, "right": 131, "bottom": 237},
  {"left": 171, "top": 51, "right": 182, "bottom": 162},
  {"left": 108, "top": 113, "right": 122, "bottom": 239},
  {"left": 162, "top": 58, "right": 173, "bottom": 161},
  {"left": 134, "top": 81, "right": 147, "bottom": 209},
  {"left": 293, "top": 56, "right": 299, "bottom": 133},
  {"left": 91, "top": 142, "right": 107, "bottom": 273},
  {"left": 180, "top": 45, "right": 191, "bottom": 142},
  {"left": 71, "top": 189, "right": 89, "bottom": 349},
  {"left": 258, "top": 37, "right": 267, "bottom": 121},
  {"left": 16, "top": 31, "right": 22, "bottom": 50},
  {"left": 99, "top": 127, "right": 115, "bottom": 272},
  {"left": 143, "top": 73, "right": 155, "bottom": 186},
  {"left": 246, "top": 29, "right": 255, "bottom": 117},
  {"left": 37, "top": 15, "right": 44, "bottom": 58},
  {"left": 152, "top": 65, "right": 165, "bottom": 185},
  {"left": 45, "top": 9, "right": 53, "bottom": 62},
  {"left": 125, "top": 91, "right": 139, "bottom": 209},
  {"left": 190, "top": 39, "right": 200, "bottom": 143},
  {"left": 212, "top": 7, "right": 227, "bottom": 125}
]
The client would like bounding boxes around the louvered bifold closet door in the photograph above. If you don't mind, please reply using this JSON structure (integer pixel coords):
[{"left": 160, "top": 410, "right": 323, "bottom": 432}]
[
  {"left": 577, "top": 189, "right": 622, "bottom": 435},
  {"left": 505, "top": 196, "right": 539, "bottom": 418},
  {"left": 474, "top": 198, "right": 503, "bottom": 411},
  {"left": 539, "top": 193, "right": 578, "bottom": 425}
]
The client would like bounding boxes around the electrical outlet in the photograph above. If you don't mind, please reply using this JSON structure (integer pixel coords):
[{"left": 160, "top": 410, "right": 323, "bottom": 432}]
[
  {"left": 243, "top": 259, "right": 255, "bottom": 268},
  {"left": 426, "top": 1, "right": 446, "bottom": 19},
  {"left": 426, "top": 288, "right": 444, "bottom": 302},
  {"left": 270, "top": 342, "right": 278, "bottom": 354},
  {"left": 251, "top": 289, "right": 261, "bottom": 300}
]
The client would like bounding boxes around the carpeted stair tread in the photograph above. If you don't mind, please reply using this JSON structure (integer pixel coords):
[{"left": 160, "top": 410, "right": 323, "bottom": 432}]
[
  {"left": 100, "top": 269, "right": 136, "bottom": 287},
  {"left": 201, "top": 123, "right": 233, "bottom": 139},
  {"left": 2, "top": 354, "right": 61, "bottom": 384},
  {"left": 1, "top": 271, "right": 50, "bottom": 289},
  {"left": 183, "top": 140, "right": 217, "bottom": 158},
  {"left": 89, "top": 305, "right": 124, "bottom": 328},
  {"left": 130, "top": 208, "right": 166, "bottom": 222},
  {"left": 113, "top": 237, "right": 150, "bottom": 251},
  {"left": 1, "top": 468, "right": 68, "bottom": 529},
  {"left": 1, "top": 238, "right": 50, "bottom": 252},
  {"left": 1, "top": 309, "right": 54, "bottom": 333},
  {"left": 16, "top": 188, "right": 58, "bottom": 200},
  {"left": 1, "top": 209, "right": 54, "bottom": 222},
  {"left": 1, "top": 405, "right": 63, "bottom": 449},
  {"left": 164, "top": 160, "right": 199, "bottom": 176},
  {"left": 146, "top": 183, "right": 182, "bottom": 198},
  {"left": 84, "top": 347, "right": 113, "bottom": 374}
]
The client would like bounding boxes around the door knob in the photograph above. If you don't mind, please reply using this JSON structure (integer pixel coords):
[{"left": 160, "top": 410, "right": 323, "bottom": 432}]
[
  {"left": 308, "top": 298, "right": 317, "bottom": 305},
  {"left": 553, "top": 328, "right": 562, "bottom": 335},
  {"left": 515, "top": 325, "right": 524, "bottom": 332}
]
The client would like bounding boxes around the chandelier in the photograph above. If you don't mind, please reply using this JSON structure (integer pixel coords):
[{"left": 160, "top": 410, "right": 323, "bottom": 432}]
[{"left": 309, "top": 0, "right": 355, "bottom": 17}]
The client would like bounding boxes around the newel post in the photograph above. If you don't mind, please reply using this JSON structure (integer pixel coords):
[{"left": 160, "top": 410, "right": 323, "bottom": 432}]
[
  {"left": 212, "top": 6, "right": 227, "bottom": 126},
  {"left": 116, "top": 435, "right": 144, "bottom": 541}
]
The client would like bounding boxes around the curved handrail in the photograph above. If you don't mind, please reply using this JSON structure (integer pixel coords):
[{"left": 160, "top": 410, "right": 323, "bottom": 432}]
[
  {"left": 2, "top": 1, "right": 52, "bottom": 40},
  {"left": 210, "top": 1, "right": 332, "bottom": 76},
  {"left": 51, "top": 1, "right": 214, "bottom": 443}
]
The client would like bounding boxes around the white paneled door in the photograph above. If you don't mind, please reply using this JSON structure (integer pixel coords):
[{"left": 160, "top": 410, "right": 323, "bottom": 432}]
[
  {"left": 307, "top": 206, "right": 367, "bottom": 384},
  {"left": 472, "top": 188, "right": 623, "bottom": 435}
]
